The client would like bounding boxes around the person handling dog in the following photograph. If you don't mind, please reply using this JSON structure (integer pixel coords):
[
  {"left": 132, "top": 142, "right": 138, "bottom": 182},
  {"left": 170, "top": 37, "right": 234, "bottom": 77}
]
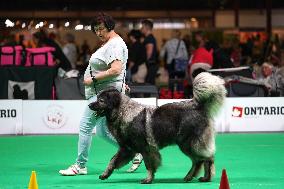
[{"left": 59, "top": 12, "right": 142, "bottom": 176}]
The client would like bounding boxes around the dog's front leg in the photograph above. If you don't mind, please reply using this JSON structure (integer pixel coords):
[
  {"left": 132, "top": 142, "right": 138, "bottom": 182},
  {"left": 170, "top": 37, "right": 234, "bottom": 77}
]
[
  {"left": 99, "top": 147, "right": 135, "bottom": 180},
  {"left": 99, "top": 156, "right": 116, "bottom": 180},
  {"left": 140, "top": 149, "right": 161, "bottom": 184}
]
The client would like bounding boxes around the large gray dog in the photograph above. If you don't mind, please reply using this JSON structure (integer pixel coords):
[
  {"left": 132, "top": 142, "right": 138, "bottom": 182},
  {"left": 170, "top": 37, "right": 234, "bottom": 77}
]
[{"left": 89, "top": 72, "right": 226, "bottom": 184}]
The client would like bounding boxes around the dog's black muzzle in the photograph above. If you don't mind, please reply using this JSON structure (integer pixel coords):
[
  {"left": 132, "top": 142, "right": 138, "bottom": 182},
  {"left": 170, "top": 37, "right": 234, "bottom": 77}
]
[
  {"left": 88, "top": 102, "right": 97, "bottom": 111},
  {"left": 88, "top": 102, "right": 106, "bottom": 117}
]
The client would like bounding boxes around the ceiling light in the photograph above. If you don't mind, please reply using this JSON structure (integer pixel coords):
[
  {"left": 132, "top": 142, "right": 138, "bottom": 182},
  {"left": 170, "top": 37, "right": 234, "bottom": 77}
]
[
  {"left": 75, "top": 24, "right": 83, "bottom": 30},
  {"left": 5, "top": 19, "right": 14, "bottom": 27}
]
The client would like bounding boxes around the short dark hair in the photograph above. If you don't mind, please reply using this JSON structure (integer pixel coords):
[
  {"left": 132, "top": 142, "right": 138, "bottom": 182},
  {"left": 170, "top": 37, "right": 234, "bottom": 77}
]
[
  {"left": 128, "top": 29, "right": 142, "bottom": 40},
  {"left": 91, "top": 12, "right": 115, "bottom": 32},
  {"left": 141, "top": 19, "right": 153, "bottom": 29},
  {"left": 33, "top": 29, "right": 47, "bottom": 41}
]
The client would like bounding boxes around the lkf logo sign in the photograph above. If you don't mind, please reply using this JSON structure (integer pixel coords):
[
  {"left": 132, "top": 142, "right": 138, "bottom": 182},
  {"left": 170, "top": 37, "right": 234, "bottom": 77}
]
[
  {"left": 43, "top": 104, "right": 67, "bottom": 129},
  {"left": 232, "top": 105, "right": 284, "bottom": 118}
]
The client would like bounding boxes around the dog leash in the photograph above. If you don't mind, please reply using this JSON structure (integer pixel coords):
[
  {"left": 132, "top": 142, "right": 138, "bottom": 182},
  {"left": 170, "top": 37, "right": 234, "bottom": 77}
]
[
  {"left": 121, "top": 70, "right": 126, "bottom": 93},
  {"left": 89, "top": 65, "right": 98, "bottom": 95}
]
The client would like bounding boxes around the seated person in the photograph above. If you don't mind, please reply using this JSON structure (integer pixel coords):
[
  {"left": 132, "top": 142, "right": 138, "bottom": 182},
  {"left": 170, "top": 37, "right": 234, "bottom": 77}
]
[{"left": 257, "top": 62, "right": 284, "bottom": 96}]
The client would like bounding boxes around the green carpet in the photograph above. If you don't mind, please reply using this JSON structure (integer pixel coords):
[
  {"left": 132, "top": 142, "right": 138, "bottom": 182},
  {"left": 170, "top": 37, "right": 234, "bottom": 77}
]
[{"left": 0, "top": 133, "right": 284, "bottom": 189}]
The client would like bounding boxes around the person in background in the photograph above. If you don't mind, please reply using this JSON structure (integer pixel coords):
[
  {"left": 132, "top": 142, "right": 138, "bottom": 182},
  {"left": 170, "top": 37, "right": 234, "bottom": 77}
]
[
  {"left": 188, "top": 47, "right": 213, "bottom": 80},
  {"left": 59, "top": 12, "right": 140, "bottom": 176},
  {"left": 32, "top": 29, "right": 72, "bottom": 71},
  {"left": 182, "top": 34, "right": 194, "bottom": 58},
  {"left": 77, "top": 40, "right": 91, "bottom": 74},
  {"left": 204, "top": 40, "right": 234, "bottom": 69},
  {"left": 160, "top": 30, "right": 188, "bottom": 78},
  {"left": 127, "top": 29, "right": 147, "bottom": 83},
  {"left": 256, "top": 62, "right": 279, "bottom": 96},
  {"left": 49, "top": 32, "right": 63, "bottom": 47},
  {"left": 275, "top": 66, "right": 284, "bottom": 96},
  {"left": 194, "top": 30, "right": 207, "bottom": 48},
  {"left": 80, "top": 40, "right": 91, "bottom": 64},
  {"left": 140, "top": 19, "right": 159, "bottom": 85},
  {"left": 62, "top": 33, "right": 78, "bottom": 70},
  {"left": 265, "top": 34, "right": 282, "bottom": 67},
  {"left": 18, "top": 34, "right": 25, "bottom": 48}
]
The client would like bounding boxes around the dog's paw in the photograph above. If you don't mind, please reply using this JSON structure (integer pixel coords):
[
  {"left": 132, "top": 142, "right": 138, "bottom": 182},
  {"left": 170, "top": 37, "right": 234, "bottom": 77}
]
[
  {"left": 99, "top": 174, "right": 108, "bottom": 180},
  {"left": 198, "top": 177, "right": 211, "bottom": 182},
  {"left": 183, "top": 176, "right": 194, "bottom": 182},
  {"left": 140, "top": 178, "right": 152, "bottom": 184}
]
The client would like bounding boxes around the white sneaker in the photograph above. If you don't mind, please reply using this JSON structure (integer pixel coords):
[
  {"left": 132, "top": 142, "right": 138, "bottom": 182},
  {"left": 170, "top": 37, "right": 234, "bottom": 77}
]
[
  {"left": 126, "top": 153, "right": 143, "bottom": 173},
  {"left": 59, "top": 164, "right": 87, "bottom": 176}
]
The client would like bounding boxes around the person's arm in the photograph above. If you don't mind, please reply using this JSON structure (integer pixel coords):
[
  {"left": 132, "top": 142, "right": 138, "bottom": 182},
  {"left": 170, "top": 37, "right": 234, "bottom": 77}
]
[
  {"left": 46, "top": 39, "right": 72, "bottom": 71},
  {"left": 84, "top": 60, "right": 122, "bottom": 85},
  {"left": 145, "top": 43, "right": 154, "bottom": 60}
]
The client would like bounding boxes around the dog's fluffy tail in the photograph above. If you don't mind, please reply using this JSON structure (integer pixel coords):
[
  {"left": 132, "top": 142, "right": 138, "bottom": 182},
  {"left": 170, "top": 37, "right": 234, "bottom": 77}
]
[{"left": 192, "top": 72, "right": 227, "bottom": 117}]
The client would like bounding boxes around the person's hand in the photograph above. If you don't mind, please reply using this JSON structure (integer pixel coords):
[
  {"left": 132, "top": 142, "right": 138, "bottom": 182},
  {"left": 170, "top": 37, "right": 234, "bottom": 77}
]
[
  {"left": 83, "top": 77, "right": 93, "bottom": 86},
  {"left": 124, "top": 84, "right": 131, "bottom": 92}
]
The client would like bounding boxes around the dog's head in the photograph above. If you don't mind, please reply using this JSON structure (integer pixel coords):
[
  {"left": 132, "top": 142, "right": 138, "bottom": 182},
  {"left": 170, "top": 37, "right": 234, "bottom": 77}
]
[{"left": 88, "top": 88, "right": 122, "bottom": 117}]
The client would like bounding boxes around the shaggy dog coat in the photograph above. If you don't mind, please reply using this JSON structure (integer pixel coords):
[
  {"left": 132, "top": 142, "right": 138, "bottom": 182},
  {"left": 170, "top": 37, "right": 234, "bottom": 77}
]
[{"left": 89, "top": 72, "right": 226, "bottom": 184}]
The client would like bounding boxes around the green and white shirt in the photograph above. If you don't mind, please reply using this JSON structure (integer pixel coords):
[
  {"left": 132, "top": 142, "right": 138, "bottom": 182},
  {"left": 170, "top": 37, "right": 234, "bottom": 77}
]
[{"left": 84, "top": 36, "right": 128, "bottom": 99}]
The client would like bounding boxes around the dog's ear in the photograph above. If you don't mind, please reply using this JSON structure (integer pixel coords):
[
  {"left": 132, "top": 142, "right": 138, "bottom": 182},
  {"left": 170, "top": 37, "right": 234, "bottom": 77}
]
[
  {"left": 106, "top": 89, "right": 121, "bottom": 108},
  {"left": 97, "top": 88, "right": 121, "bottom": 109}
]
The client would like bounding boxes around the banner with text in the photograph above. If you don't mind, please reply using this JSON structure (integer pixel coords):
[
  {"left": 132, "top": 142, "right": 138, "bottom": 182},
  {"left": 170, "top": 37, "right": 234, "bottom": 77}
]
[
  {"left": 0, "top": 100, "right": 22, "bottom": 134},
  {"left": 224, "top": 97, "right": 284, "bottom": 132},
  {"left": 1, "top": 97, "right": 284, "bottom": 135}
]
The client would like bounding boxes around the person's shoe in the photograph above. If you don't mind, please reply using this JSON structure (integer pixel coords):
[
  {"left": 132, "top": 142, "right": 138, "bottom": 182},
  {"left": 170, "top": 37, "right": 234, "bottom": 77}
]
[
  {"left": 126, "top": 153, "right": 143, "bottom": 173},
  {"left": 59, "top": 164, "right": 87, "bottom": 176}
]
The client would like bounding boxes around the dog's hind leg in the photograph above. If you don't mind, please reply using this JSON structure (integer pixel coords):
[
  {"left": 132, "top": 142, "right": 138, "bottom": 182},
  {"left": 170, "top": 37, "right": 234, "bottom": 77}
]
[
  {"left": 183, "top": 160, "right": 203, "bottom": 182},
  {"left": 178, "top": 143, "right": 204, "bottom": 182},
  {"left": 99, "top": 147, "right": 135, "bottom": 180},
  {"left": 140, "top": 148, "right": 161, "bottom": 184},
  {"left": 198, "top": 158, "right": 215, "bottom": 182}
]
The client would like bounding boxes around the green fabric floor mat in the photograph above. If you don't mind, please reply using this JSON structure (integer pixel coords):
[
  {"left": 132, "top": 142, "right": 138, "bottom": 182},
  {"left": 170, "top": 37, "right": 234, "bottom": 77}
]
[{"left": 0, "top": 133, "right": 284, "bottom": 189}]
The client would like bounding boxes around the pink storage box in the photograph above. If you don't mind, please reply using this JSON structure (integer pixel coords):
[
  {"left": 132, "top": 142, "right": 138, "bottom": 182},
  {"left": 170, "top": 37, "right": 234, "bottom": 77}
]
[
  {"left": 0, "top": 46, "right": 23, "bottom": 66},
  {"left": 26, "top": 47, "right": 56, "bottom": 66}
]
